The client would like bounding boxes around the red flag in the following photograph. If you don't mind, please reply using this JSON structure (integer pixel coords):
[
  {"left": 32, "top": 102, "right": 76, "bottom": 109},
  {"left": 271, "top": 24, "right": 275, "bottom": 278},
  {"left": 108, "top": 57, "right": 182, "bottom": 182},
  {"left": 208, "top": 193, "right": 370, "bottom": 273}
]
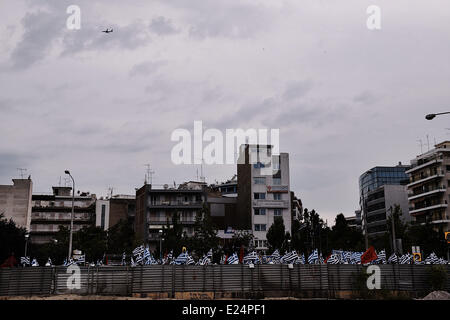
[
  {"left": 324, "top": 254, "right": 331, "bottom": 264},
  {"left": 239, "top": 246, "right": 244, "bottom": 263},
  {"left": 361, "top": 246, "right": 378, "bottom": 264},
  {"left": 225, "top": 254, "right": 228, "bottom": 264}
]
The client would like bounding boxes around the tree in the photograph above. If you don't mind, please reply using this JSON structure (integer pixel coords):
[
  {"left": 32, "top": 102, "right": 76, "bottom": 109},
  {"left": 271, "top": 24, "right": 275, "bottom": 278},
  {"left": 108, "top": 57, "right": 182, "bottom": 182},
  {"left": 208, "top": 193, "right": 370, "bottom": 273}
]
[
  {"left": 404, "top": 223, "right": 447, "bottom": 257},
  {"left": 329, "top": 213, "right": 364, "bottom": 252},
  {"left": 0, "top": 213, "right": 26, "bottom": 264},
  {"left": 107, "top": 218, "right": 135, "bottom": 254},
  {"left": 190, "top": 204, "right": 219, "bottom": 257},
  {"left": 266, "top": 216, "right": 286, "bottom": 253},
  {"left": 161, "top": 211, "right": 185, "bottom": 257}
]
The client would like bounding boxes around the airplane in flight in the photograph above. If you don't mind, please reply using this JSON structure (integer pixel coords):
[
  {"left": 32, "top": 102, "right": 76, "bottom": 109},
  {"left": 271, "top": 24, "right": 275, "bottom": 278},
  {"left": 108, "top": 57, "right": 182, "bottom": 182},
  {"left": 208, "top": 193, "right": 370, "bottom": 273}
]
[{"left": 102, "top": 28, "right": 113, "bottom": 33}]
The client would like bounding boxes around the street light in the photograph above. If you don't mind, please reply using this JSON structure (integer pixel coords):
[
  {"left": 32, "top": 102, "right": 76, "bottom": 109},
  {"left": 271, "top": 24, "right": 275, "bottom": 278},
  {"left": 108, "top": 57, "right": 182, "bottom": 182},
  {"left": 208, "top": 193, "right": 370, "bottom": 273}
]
[
  {"left": 24, "top": 233, "right": 29, "bottom": 257},
  {"left": 159, "top": 229, "right": 163, "bottom": 259},
  {"left": 425, "top": 112, "right": 450, "bottom": 120},
  {"left": 65, "top": 170, "right": 75, "bottom": 261},
  {"left": 387, "top": 206, "right": 397, "bottom": 255}
]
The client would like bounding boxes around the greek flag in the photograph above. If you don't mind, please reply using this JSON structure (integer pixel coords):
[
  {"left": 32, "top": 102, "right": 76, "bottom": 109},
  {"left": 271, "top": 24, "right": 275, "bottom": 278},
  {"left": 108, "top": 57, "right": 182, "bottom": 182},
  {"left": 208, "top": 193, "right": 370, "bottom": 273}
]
[
  {"left": 243, "top": 251, "right": 260, "bottom": 264},
  {"left": 437, "top": 258, "right": 448, "bottom": 264},
  {"left": 269, "top": 249, "right": 281, "bottom": 263},
  {"left": 281, "top": 251, "right": 298, "bottom": 264},
  {"left": 399, "top": 253, "right": 412, "bottom": 264},
  {"left": 174, "top": 252, "right": 189, "bottom": 265},
  {"left": 387, "top": 253, "right": 398, "bottom": 264},
  {"left": 425, "top": 252, "right": 439, "bottom": 264},
  {"left": 186, "top": 255, "right": 195, "bottom": 265},
  {"left": 76, "top": 255, "right": 85, "bottom": 265},
  {"left": 350, "top": 252, "right": 362, "bottom": 264},
  {"left": 227, "top": 253, "right": 239, "bottom": 264},
  {"left": 21, "top": 256, "right": 30, "bottom": 266},
  {"left": 31, "top": 258, "right": 39, "bottom": 267},
  {"left": 295, "top": 254, "right": 305, "bottom": 264},
  {"left": 121, "top": 252, "right": 126, "bottom": 266},
  {"left": 133, "top": 245, "right": 145, "bottom": 256},
  {"left": 308, "top": 249, "right": 318, "bottom": 264},
  {"left": 206, "top": 249, "right": 213, "bottom": 259},
  {"left": 375, "top": 250, "right": 386, "bottom": 264},
  {"left": 130, "top": 256, "right": 136, "bottom": 267},
  {"left": 326, "top": 253, "right": 340, "bottom": 264},
  {"left": 342, "top": 251, "right": 352, "bottom": 263}
]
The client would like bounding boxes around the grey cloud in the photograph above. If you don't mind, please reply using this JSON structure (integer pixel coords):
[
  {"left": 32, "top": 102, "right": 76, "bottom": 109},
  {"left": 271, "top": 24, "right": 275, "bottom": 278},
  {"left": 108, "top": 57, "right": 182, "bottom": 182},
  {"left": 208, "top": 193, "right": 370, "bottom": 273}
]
[
  {"left": 129, "top": 60, "right": 167, "bottom": 77},
  {"left": 149, "top": 16, "right": 179, "bottom": 36},
  {"left": 9, "top": 10, "right": 62, "bottom": 70}
]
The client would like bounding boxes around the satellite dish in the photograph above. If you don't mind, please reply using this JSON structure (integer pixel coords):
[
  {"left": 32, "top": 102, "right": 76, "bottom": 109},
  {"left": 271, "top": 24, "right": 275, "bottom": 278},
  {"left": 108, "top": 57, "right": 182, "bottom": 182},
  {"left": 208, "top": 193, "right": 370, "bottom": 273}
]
[{"left": 163, "top": 184, "right": 169, "bottom": 189}]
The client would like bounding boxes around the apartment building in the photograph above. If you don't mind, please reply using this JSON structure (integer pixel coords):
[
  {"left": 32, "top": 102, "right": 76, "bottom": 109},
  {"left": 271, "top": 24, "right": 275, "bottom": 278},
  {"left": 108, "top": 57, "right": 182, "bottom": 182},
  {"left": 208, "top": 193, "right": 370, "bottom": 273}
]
[
  {"left": 135, "top": 182, "right": 205, "bottom": 250},
  {"left": 95, "top": 195, "right": 136, "bottom": 231},
  {"left": 406, "top": 141, "right": 450, "bottom": 233},
  {"left": 30, "top": 186, "right": 96, "bottom": 244},
  {"left": 359, "top": 164, "right": 410, "bottom": 237},
  {"left": 0, "top": 178, "right": 33, "bottom": 231},
  {"left": 237, "top": 144, "right": 291, "bottom": 251}
]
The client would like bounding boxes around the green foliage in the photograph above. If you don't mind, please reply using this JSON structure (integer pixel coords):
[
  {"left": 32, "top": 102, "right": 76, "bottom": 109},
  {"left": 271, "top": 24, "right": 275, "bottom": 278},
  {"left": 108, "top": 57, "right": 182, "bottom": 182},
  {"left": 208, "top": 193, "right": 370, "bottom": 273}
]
[
  {"left": 330, "top": 213, "right": 364, "bottom": 252},
  {"left": 427, "top": 265, "right": 448, "bottom": 291},
  {"left": 107, "top": 218, "right": 135, "bottom": 254},
  {"left": 266, "top": 216, "right": 286, "bottom": 253},
  {"left": 189, "top": 204, "right": 219, "bottom": 257},
  {"left": 161, "top": 211, "right": 186, "bottom": 256},
  {"left": 0, "top": 213, "right": 26, "bottom": 263}
]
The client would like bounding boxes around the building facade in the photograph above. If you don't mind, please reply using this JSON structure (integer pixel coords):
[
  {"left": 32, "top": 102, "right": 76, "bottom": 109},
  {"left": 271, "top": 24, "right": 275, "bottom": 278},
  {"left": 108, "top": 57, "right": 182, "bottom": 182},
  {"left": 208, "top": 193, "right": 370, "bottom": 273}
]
[
  {"left": 0, "top": 178, "right": 33, "bottom": 231},
  {"left": 359, "top": 164, "right": 410, "bottom": 237},
  {"left": 95, "top": 195, "right": 136, "bottom": 231},
  {"left": 30, "top": 187, "right": 96, "bottom": 244},
  {"left": 135, "top": 182, "right": 205, "bottom": 250},
  {"left": 406, "top": 141, "right": 450, "bottom": 233},
  {"left": 237, "top": 144, "right": 292, "bottom": 251}
]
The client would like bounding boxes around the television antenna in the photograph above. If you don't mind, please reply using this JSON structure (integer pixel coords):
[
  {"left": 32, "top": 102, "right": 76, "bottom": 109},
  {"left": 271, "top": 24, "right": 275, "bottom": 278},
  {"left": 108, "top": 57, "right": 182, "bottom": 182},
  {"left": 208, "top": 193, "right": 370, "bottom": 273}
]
[
  {"left": 144, "top": 164, "right": 155, "bottom": 184},
  {"left": 417, "top": 139, "right": 423, "bottom": 154},
  {"left": 17, "top": 168, "right": 27, "bottom": 179}
]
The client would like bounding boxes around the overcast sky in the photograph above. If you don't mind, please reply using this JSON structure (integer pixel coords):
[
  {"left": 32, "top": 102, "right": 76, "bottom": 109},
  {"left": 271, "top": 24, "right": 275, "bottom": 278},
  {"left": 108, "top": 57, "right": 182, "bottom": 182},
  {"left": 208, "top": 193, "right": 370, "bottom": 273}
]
[{"left": 1, "top": 0, "right": 449, "bottom": 224}]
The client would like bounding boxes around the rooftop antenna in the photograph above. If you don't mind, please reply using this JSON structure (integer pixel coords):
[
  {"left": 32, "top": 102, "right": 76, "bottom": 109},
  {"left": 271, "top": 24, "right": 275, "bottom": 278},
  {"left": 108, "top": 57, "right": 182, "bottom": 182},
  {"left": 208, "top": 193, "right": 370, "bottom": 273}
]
[
  {"left": 200, "top": 156, "right": 205, "bottom": 183},
  {"left": 107, "top": 187, "right": 114, "bottom": 198},
  {"left": 59, "top": 176, "right": 62, "bottom": 187},
  {"left": 417, "top": 139, "right": 423, "bottom": 154},
  {"left": 17, "top": 168, "right": 27, "bottom": 179},
  {"left": 426, "top": 134, "right": 430, "bottom": 151},
  {"left": 144, "top": 164, "right": 155, "bottom": 185}
]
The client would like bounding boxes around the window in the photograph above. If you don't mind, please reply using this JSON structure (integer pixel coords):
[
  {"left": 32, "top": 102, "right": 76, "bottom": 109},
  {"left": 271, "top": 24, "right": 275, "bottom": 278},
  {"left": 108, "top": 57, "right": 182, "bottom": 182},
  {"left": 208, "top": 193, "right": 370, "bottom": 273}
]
[
  {"left": 273, "top": 209, "right": 282, "bottom": 216},
  {"left": 254, "top": 193, "right": 266, "bottom": 199},
  {"left": 273, "top": 178, "right": 281, "bottom": 185},
  {"left": 254, "top": 208, "right": 266, "bottom": 215},
  {"left": 254, "top": 177, "right": 266, "bottom": 185},
  {"left": 254, "top": 224, "right": 266, "bottom": 231},
  {"left": 273, "top": 193, "right": 281, "bottom": 200}
]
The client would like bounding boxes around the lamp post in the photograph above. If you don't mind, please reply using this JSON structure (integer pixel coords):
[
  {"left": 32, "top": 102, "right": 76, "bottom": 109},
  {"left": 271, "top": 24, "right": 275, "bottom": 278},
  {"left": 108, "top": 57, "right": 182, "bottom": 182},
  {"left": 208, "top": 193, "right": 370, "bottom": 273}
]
[
  {"left": 425, "top": 112, "right": 450, "bottom": 120},
  {"left": 24, "top": 233, "right": 29, "bottom": 257},
  {"left": 159, "top": 229, "right": 163, "bottom": 260},
  {"left": 65, "top": 170, "right": 75, "bottom": 261},
  {"left": 387, "top": 206, "right": 397, "bottom": 254}
]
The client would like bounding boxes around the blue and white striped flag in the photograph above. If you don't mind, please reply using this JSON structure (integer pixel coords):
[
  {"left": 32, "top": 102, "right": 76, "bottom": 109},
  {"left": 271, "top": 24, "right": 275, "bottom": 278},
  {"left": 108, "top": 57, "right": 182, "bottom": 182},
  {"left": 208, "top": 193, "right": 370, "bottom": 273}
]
[
  {"left": 342, "top": 251, "right": 352, "bottom": 263},
  {"left": 387, "top": 253, "right": 398, "bottom": 264},
  {"left": 295, "top": 254, "right": 305, "bottom": 264},
  {"left": 375, "top": 250, "right": 386, "bottom": 264},
  {"left": 186, "top": 255, "right": 195, "bottom": 265},
  {"left": 270, "top": 250, "right": 281, "bottom": 263},
  {"left": 130, "top": 256, "right": 136, "bottom": 267},
  {"left": 326, "top": 253, "right": 340, "bottom": 264},
  {"left": 227, "top": 253, "right": 239, "bottom": 264},
  {"left": 76, "top": 255, "right": 85, "bottom": 265},
  {"left": 45, "top": 258, "right": 52, "bottom": 267},
  {"left": 350, "top": 252, "right": 362, "bottom": 264},
  {"left": 31, "top": 258, "right": 39, "bottom": 266},
  {"left": 399, "top": 253, "right": 412, "bottom": 264},
  {"left": 243, "top": 251, "right": 260, "bottom": 264},
  {"left": 281, "top": 251, "right": 298, "bottom": 264},
  {"left": 21, "top": 256, "right": 30, "bottom": 266},
  {"left": 174, "top": 252, "right": 188, "bottom": 265},
  {"left": 307, "top": 249, "right": 318, "bottom": 264},
  {"left": 425, "top": 252, "right": 439, "bottom": 264}
]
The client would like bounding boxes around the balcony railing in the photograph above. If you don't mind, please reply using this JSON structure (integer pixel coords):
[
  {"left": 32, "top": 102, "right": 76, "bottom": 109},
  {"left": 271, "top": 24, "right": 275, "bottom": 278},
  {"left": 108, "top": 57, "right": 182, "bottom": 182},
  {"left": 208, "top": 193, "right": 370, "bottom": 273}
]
[
  {"left": 252, "top": 199, "right": 289, "bottom": 208},
  {"left": 149, "top": 201, "right": 203, "bottom": 207},
  {"left": 409, "top": 202, "right": 448, "bottom": 215}
]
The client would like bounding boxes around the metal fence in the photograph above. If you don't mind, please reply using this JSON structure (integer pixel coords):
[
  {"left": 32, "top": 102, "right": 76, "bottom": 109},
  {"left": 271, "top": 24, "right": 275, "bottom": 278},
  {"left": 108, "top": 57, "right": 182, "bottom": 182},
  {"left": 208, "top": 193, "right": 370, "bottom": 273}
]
[{"left": 1, "top": 265, "right": 449, "bottom": 297}]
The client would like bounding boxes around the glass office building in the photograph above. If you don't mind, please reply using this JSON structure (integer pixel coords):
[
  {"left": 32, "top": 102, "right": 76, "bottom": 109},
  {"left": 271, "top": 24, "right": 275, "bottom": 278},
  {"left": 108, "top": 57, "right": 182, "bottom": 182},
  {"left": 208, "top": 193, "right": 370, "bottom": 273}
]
[{"left": 359, "top": 164, "right": 410, "bottom": 237}]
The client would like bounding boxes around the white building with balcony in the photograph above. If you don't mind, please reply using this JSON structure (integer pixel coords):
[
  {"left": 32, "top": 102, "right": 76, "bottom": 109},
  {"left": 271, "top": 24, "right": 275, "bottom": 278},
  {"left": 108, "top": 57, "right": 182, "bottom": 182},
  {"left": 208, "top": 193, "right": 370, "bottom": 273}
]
[
  {"left": 406, "top": 141, "right": 450, "bottom": 233},
  {"left": 237, "top": 144, "right": 291, "bottom": 251}
]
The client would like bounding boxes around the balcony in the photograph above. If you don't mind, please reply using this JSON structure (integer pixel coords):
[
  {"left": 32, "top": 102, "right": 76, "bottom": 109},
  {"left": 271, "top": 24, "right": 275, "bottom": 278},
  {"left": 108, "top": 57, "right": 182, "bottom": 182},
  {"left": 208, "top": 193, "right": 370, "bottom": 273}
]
[
  {"left": 408, "top": 188, "right": 446, "bottom": 201},
  {"left": 149, "top": 201, "right": 203, "bottom": 208},
  {"left": 405, "top": 159, "right": 443, "bottom": 174},
  {"left": 148, "top": 219, "right": 196, "bottom": 225},
  {"left": 409, "top": 203, "right": 448, "bottom": 215},
  {"left": 252, "top": 199, "right": 289, "bottom": 208},
  {"left": 407, "top": 173, "right": 445, "bottom": 188}
]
